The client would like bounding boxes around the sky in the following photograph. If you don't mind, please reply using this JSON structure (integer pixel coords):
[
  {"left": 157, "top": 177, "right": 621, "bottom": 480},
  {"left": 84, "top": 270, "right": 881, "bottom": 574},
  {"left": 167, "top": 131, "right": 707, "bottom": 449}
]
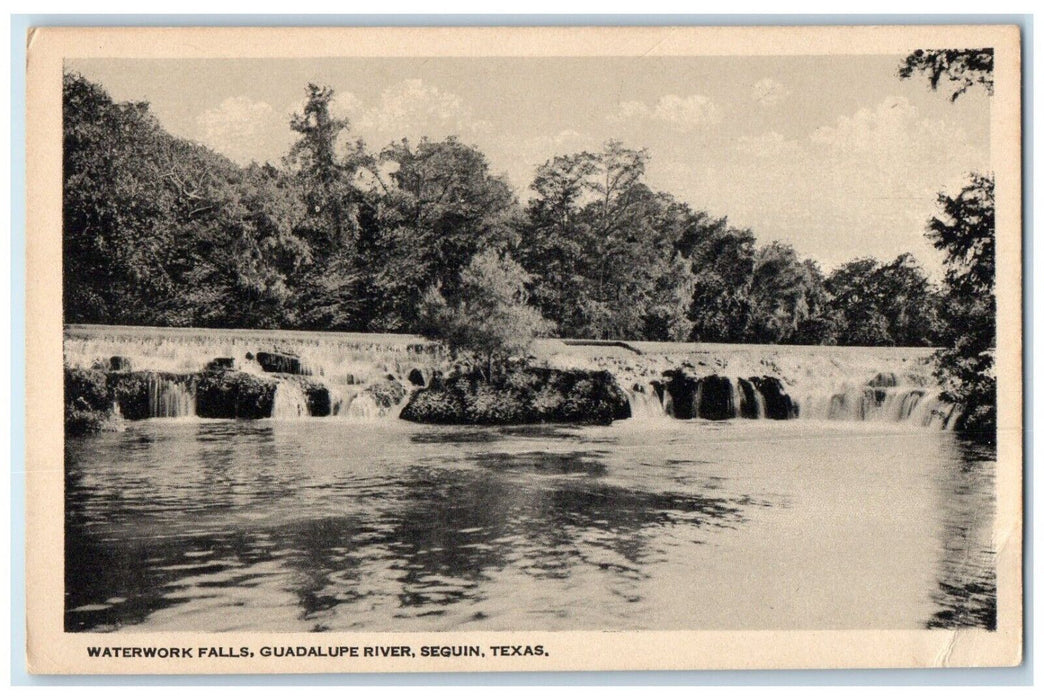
[{"left": 66, "top": 56, "right": 991, "bottom": 276}]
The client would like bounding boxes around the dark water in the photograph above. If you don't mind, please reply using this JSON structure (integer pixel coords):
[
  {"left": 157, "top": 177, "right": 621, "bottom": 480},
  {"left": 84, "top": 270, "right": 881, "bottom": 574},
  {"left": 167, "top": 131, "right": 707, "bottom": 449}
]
[{"left": 65, "top": 419, "right": 996, "bottom": 632}]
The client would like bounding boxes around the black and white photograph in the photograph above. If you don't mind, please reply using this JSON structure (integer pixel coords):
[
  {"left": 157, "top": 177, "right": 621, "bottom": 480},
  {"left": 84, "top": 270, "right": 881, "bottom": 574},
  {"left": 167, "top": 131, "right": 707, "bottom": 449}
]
[{"left": 25, "top": 25, "right": 1023, "bottom": 673}]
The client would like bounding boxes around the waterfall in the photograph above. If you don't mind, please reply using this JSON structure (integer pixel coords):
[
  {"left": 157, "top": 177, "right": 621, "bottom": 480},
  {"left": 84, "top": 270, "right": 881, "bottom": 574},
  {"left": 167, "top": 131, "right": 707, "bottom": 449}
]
[
  {"left": 906, "top": 391, "right": 958, "bottom": 429},
  {"left": 271, "top": 381, "right": 309, "bottom": 419},
  {"left": 147, "top": 376, "right": 196, "bottom": 418},
  {"left": 727, "top": 378, "right": 741, "bottom": 419},
  {"left": 796, "top": 384, "right": 957, "bottom": 429},
  {"left": 662, "top": 389, "right": 675, "bottom": 418},
  {"left": 63, "top": 324, "right": 439, "bottom": 382},
  {"left": 327, "top": 384, "right": 355, "bottom": 417},
  {"left": 625, "top": 383, "right": 669, "bottom": 421},
  {"left": 751, "top": 383, "right": 766, "bottom": 419},
  {"left": 346, "top": 393, "right": 381, "bottom": 421}
]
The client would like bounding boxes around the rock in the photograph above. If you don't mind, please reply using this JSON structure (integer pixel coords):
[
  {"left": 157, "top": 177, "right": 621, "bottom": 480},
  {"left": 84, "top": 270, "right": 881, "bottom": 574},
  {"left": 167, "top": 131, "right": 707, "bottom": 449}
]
[
  {"left": 364, "top": 379, "right": 408, "bottom": 410},
  {"left": 696, "top": 375, "right": 737, "bottom": 420},
  {"left": 109, "top": 356, "right": 133, "bottom": 372},
  {"left": 255, "top": 351, "right": 309, "bottom": 375},
  {"left": 205, "top": 357, "right": 236, "bottom": 372},
  {"left": 304, "top": 383, "right": 331, "bottom": 417},
  {"left": 196, "top": 371, "right": 277, "bottom": 419},
  {"left": 868, "top": 372, "right": 899, "bottom": 388},
  {"left": 737, "top": 378, "right": 761, "bottom": 419},
  {"left": 407, "top": 368, "right": 427, "bottom": 387},
  {"left": 107, "top": 371, "right": 152, "bottom": 420},
  {"left": 106, "top": 371, "right": 199, "bottom": 420},
  {"left": 400, "top": 366, "right": 629, "bottom": 426},
  {"left": 274, "top": 375, "right": 332, "bottom": 417},
  {"left": 659, "top": 371, "right": 794, "bottom": 421},
  {"left": 660, "top": 370, "right": 698, "bottom": 419},
  {"left": 749, "top": 376, "right": 796, "bottom": 420}
]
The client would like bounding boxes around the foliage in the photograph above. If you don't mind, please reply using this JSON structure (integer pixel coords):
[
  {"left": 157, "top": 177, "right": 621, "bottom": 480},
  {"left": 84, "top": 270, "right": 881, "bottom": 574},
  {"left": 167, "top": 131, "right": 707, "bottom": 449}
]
[
  {"left": 63, "top": 73, "right": 309, "bottom": 328},
  {"left": 898, "top": 48, "right": 994, "bottom": 101},
  {"left": 63, "top": 72, "right": 951, "bottom": 351},
  {"left": 359, "top": 137, "right": 519, "bottom": 331},
  {"left": 927, "top": 174, "right": 996, "bottom": 441},
  {"left": 825, "top": 255, "right": 942, "bottom": 347},
  {"left": 901, "top": 48, "right": 996, "bottom": 442},
  {"left": 517, "top": 142, "right": 696, "bottom": 340},
  {"left": 418, "top": 250, "right": 552, "bottom": 371}
]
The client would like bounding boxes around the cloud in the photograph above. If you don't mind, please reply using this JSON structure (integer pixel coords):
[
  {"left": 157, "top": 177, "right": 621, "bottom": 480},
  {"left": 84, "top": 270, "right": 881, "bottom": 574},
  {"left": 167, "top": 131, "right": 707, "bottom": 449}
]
[
  {"left": 651, "top": 95, "right": 987, "bottom": 273},
  {"left": 339, "top": 79, "right": 491, "bottom": 149},
  {"left": 195, "top": 96, "right": 293, "bottom": 165},
  {"left": 752, "top": 78, "right": 789, "bottom": 107},
  {"left": 610, "top": 94, "right": 721, "bottom": 132}
]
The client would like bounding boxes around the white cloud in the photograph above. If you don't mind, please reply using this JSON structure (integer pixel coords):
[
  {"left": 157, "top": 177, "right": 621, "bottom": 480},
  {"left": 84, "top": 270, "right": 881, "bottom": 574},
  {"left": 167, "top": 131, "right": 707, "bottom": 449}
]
[
  {"left": 195, "top": 96, "right": 292, "bottom": 165},
  {"left": 343, "top": 79, "right": 491, "bottom": 148},
  {"left": 752, "top": 78, "right": 789, "bottom": 107},
  {"left": 651, "top": 95, "right": 987, "bottom": 273},
  {"left": 610, "top": 94, "right": 721, "bottom": 132}
]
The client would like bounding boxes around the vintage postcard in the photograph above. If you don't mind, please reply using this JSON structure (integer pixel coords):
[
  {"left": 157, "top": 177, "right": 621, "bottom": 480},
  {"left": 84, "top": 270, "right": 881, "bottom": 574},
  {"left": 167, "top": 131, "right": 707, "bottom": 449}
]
[{"left": 25, "top": 25, "right": 1023, "bottom": 674}]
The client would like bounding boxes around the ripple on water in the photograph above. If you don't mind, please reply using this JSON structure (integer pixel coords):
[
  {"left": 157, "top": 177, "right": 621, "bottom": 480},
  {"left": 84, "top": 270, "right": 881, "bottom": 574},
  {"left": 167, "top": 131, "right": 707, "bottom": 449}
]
[{"left": 65, "top": 419, "right": 995, "bottom": 632}]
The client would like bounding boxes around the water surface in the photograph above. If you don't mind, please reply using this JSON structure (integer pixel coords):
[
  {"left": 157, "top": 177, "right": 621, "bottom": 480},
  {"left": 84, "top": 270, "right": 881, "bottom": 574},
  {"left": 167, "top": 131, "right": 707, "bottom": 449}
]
[{"left": 65, "top": 419, "right": 995, "bottom": 632}]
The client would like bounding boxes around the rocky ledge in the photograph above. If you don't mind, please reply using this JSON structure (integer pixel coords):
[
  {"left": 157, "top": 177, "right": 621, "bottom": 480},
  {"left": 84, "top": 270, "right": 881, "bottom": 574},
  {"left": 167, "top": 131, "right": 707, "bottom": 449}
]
[{"left": 399, "top": 366, "right": 631, "bottom": 426}]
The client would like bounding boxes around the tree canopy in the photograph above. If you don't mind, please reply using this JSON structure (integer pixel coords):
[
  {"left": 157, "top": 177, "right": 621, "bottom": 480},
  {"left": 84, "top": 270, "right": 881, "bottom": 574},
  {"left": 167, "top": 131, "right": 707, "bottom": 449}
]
[
  {"left": 64, "top": 72, "right": 948, "bottom": 349},
  {"left": 899, "top": 48, "right": 994, "bottom": 101}
]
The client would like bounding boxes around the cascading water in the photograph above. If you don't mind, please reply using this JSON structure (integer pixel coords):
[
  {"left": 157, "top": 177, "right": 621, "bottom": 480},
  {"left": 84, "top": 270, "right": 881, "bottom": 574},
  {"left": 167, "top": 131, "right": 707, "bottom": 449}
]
[
  {"left": 795, "top": 384, "right": 957, "bottom": 429},
  {"left": 326, "top": 384, "right": 355, "bottom": 418},
  {"left": 270, "top": 381, "right": 309, "bottom": 419},
  {"left": 346, "top": 393, "right": 381, "bottom": 421},
  {"left": 147, "top": 376, "right": 196, "bottom": 418},
  {"left": 625, "top": 383, "right": 669, "bottom": 421},
  {"left": 750, "top": 382, "right": 766, "bottom": 419},
  {"left": 66, "top": 325, "right": 959, "bottom": 430}
]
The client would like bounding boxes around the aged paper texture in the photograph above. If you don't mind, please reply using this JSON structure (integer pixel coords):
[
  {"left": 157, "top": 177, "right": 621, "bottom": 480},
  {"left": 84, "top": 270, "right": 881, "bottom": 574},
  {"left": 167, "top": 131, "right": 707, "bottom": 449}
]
[{"left": 26, "top": 24, "right": 1022, "bottom": 674}]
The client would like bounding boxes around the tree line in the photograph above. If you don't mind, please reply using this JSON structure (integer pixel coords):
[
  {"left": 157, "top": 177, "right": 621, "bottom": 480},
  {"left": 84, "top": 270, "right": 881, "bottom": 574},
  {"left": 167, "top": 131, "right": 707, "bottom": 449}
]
[{"left": 63, "top": 73, "right": 948, "bottom": 347}]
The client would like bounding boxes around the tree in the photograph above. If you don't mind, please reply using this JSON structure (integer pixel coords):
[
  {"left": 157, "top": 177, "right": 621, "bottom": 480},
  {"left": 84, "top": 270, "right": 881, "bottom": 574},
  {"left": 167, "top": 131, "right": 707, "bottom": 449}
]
[
  {"left": 682, "top": 217, "right": 757, "bottom": 343},
  {"left": 900, "top": 44, "right": 996, "bottom": 441},
  {"left": 826, "top": 258, "right": 894, "bottom": 346},
  {"left": 927, "top": 174, "right": 996, "bottom": 440},
  {"left": 63, "top": 72, "right": 298, "bottom": 327},
  {"left": 419, "top": 250, "right": 552, "bottom": 376},
  {"left": 179, "top": 163, "right": 310, "bottom": 328},
  {"left": 285, "top": 84, "right": 363, "bottom": 251},
  {"left": 283, "top": 84, "right": 370, "bottom": 330},
  {"left": 873, "top": 253, "right": 943, "bottom": 346},
  {"left": 747, "top": 242, "right": 835, "bottom": 344},
  {"left": 517, "top": 141, "right": 695, "bottom": 340},
  {"left": 360, "top": 137, "right": 520, "bottom": 332},
  {"left": 824, "top": 255, "right": 941, "bottom": 347},
  {"left": 899, "top": 48, "right": 994, "bottom": 101}
]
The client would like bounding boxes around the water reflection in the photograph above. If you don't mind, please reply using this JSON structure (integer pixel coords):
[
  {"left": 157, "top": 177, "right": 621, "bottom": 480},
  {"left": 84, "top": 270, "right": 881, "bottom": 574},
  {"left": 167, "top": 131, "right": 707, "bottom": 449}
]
[
  {"left": 65, "top": 419, "right": 995, "bottom": 632},
  {"left": 926, "top": 439, "right": 997, "bottom": 630}
]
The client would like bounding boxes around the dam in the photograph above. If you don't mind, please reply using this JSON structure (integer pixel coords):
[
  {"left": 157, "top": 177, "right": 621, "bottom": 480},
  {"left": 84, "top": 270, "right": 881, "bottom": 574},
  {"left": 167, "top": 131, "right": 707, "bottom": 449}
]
[{"left": 63, "top": 324, "right": 957, "bottom": 429}]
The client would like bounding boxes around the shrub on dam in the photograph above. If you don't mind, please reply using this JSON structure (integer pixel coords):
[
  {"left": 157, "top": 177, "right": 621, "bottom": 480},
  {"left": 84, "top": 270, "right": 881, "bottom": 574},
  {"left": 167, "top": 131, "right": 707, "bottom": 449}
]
[{"left": 64, "top": 367, "right": 120, "bottom": 436}]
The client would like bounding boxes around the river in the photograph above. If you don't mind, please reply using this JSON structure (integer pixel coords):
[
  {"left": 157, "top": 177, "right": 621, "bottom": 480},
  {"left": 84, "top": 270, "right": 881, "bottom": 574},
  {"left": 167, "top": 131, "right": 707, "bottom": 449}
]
[{"left": 65, "top": 417, "right": 996, "bottom": 632}]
